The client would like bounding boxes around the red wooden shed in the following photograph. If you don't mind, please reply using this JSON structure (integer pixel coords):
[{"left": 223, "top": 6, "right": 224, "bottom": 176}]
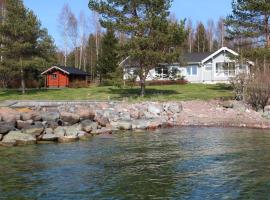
[{"left": 41, "top": 66, "right": 88, "bottom": 88}]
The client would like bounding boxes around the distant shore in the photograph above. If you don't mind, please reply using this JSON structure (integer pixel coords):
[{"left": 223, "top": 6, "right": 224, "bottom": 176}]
[{"left": 0, "top": 100, "right": 269, "bottom": 147}]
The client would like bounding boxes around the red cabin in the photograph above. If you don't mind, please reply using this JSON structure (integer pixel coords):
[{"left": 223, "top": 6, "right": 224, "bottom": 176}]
[{"left": 41, "top": 66, "right": 88, "bottom": 88}]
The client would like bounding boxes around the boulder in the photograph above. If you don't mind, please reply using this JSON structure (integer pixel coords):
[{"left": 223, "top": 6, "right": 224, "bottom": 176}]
[
  {"left": 148, "top": 104, "right": 163, "bottom": 115},
  {"left": 111, "top": 120, "right": 132, "bottom": 130},
  {"left": 164, "top": 102, "right": 183, "bottom": 114},
  {"left": 77, "top": 109, "right": 95, "bottom": 120},
  {"left": 65, "top": 126, "right": 79, "bottom": 137},
  {"left": 31, "top": 112, "right": 42, "bottom": 121},
  {"left": 132, "top": 120, "right": 149, "bottom": 130},
  {"left": 222, "top": 101, "right": 234, "bottom": 109},
  {"left": 54, "top": 126, "right": 66, "bottom": 137},
  {"left": 0, "top": 134, "right": 3, "bottom": 141},
  {"left": 1, "top": 131, "right": 36, "bottom": 146},
  {"left": 60, "top": 112, "right": 80, "bottom": 125},
  {"left": 23, "top": 124, "right": 44, "bottom": 137},
  {"left": 92, "top": 127, "right": 113, "bottom": 135},
  {"left": 264, "top": 105, "right": 270, "bottom": 112},
  {"left": 0, "top": 122, "right": 15, "bottom": 134},
  {"left": 41, "top": 112, "right": 60, "bottom": 122},
  {"left": 46, "top": 121, "right": 59, "bottom": 129},
  {"left": 58, "top": 135, "right": 78, "bottom": 143},
  {"left": 81, "top": 120, "right": 98, "bottom": 133},
  {"left": 41, "top": 129, "right": 58, "bottom": 141},
  {"left": 94, "top": 113, "right": 109, "bottom": 127},
  {"left": 21, "top": 112, "right": 33, "bottom": 121},
  {"left": 0, "top": 108, "right": 20, "bottom": 123},
  {"left": 16, "top": 120, "right": 33, "bottom": 129}
]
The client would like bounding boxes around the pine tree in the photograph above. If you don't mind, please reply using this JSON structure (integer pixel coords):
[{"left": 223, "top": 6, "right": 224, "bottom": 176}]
[
  {"left": 226, "top": 0, "right": 270, "bottom": 47},
  {"left": 97, "top": 28, "right": 119, "bottom": 84},
  {"left": 89, "top": 0, "right": 184, "bottom": 96},
  {"left": 193, "top": 22, "right": 209, "bottom": 52},
  {"left": 0, "top": 0, "right": 56, "bottom": 92}
]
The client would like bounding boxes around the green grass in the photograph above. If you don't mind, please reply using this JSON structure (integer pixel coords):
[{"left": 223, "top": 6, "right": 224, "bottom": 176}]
[{"left": 0, "top": 84, "right": 234, "bottom": 102}]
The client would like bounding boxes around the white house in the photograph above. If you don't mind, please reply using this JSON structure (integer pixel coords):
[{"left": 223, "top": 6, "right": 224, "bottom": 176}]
[{"left": 121, "top": 47, "right": 252, "bottom": 84}]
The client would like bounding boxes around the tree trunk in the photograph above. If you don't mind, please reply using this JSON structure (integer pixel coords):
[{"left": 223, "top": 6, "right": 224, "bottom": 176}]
[
  {"left": 140, "top": 77, "right": 146, "bottom": 97},
  {"left": 20, "top": 58, "right": 25, "bottom": 94}
]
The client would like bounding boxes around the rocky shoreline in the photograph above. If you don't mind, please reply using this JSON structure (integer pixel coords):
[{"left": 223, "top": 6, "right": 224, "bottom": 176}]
[{"left": 0, "top": 100, "right": 270, "bottom": 147}]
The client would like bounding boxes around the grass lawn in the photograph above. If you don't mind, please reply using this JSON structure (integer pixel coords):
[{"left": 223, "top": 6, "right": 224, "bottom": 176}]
[{"left": 0, "top": 84, "right": 234, "bottom": 102}]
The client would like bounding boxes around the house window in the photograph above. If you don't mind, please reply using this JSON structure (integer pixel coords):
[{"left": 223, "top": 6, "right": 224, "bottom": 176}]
[
  {"left": 51, "top": 74, "right": 57, "bottom": 79},
  {"left": 187, "top": 66, "right": 197, "bottom": 76},
  {"left": 155, "top": 66, "right": 169, "bottom": 79},
  {"left": 216, "top": 62, "right": 236, "bottom": 76}
]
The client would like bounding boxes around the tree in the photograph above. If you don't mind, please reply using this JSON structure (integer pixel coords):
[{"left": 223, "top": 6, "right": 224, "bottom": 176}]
[
  {"left": 193, "top": 22, "right": 209, "bottom": 52},
  {"left": 226, "top": 0, "right": 270, "bottom": 48},
  {"left": 217, "top": 17, "right": 226, "bottom": 48},
  {"left": 206, "top": 19, "right": 215, "bottom": 52},
  {"left": 97, "top": 28, "right": 119, "bottom": 84},
  {"left": 186, "top": 18, "right": 194, "bottom": 53},
  {"left": 0, "top": 0, "right": 56, "bottom": 92},
  {"left": 89, "top": 0, "right": 184, "bottom": 96}
]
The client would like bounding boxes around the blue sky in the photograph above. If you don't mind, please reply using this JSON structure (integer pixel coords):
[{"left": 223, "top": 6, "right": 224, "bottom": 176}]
[{"left": 23, "top": 0, "right": 233, "bottom": 48}]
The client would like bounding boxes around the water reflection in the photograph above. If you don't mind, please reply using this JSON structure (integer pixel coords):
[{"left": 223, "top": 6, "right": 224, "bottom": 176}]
[{"left": 0, "top": 127, "right": 270, "bottom": 199}]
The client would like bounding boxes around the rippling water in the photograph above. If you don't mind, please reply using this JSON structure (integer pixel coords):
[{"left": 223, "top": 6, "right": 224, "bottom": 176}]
[{"left": 1, "top": 127, "right": 270, "bottom": 199}]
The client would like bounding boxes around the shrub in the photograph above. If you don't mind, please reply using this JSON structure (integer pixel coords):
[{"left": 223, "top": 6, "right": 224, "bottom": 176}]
[
  {"left": 245, "top": 71, "right": 270, "bottom": 111},
  {"left": 230, "top": 73, "right": 248, "bottom": 100}
]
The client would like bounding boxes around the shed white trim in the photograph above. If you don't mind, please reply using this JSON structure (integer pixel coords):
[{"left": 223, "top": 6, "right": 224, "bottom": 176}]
[{"left": 41, "top": 66, "right": 70, "bottom": 75}]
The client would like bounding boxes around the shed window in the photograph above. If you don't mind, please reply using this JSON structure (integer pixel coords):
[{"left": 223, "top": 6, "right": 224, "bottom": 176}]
[
  {"left": 51, "top": 74, "right": 57, "bottom": 79},
  {"left": 187, "top": 66, "right": 197, "bottom": 75}
]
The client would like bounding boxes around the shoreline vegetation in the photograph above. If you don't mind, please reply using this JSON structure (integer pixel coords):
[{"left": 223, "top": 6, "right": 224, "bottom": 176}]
[{"left": 0, "top": 99, "right": 270, "bottom": 147}]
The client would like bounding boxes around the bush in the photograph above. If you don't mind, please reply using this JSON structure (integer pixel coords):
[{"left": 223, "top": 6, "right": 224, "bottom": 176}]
[
  {"left": 230, "top": 73, "right": 248, "bottom": 100},
  {"left": 245, "top": 71, "right": 270, "bottom": 111}
]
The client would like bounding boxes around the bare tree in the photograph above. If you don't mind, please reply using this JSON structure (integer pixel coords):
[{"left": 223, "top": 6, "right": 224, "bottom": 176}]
[
  {"left": 186, "top": 18, "right": 194, "bottom": 53},
  {"left": 78, "top": 11, "right": 88, "bottom": 70},
  {"left": 58, "top": 3, "right": 72, "bottom": 66},
  {"left": 92, "top": 11, "right": 101, "bottom": 61},
  {"left": 67, "top": 11, "right": 78, "bottom": 67},
  {"left": 216, "top": 17, "right": 225, "bottom": 48},
  {"left": 207, "top": 19, "right": 215, "bottom": 52}
]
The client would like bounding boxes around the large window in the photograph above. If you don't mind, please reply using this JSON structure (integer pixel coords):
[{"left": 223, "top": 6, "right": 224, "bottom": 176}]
[
  {"left": 216, "top": 62, "right": 236, "bottom": 76},
  {"left": 187, "top": 65, "right": 197, "bottom": 76},
  {"left": 155, "top": 66, "right": 169, "bottom": 79}
]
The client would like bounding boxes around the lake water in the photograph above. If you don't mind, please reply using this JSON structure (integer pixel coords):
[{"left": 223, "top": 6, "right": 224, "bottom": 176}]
[{"left": 1, "top": 127, "right": 270, "bottom": 200}]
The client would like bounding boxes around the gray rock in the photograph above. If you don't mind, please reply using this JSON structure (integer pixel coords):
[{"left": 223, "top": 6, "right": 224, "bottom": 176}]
[
  {"left": 81, "top": 120, "right": 98, "bottom": 133},
  {"left": 111, "top": 120, "right": 132, "bottom": 130},
  {"left": 58, "top": 135, "right": 78, "bottom": 143},
  {"left": 164, "top": 102, "right": 183, "bottom": 114},
  {"left": 148, "top": 104, "right": 163, "bottom": 115},
  {"left": 60, "top": 112, "right": 80, "bottom": 125},
  {"left": 94, "top": 113, "right": 109, "bottom": 127},
  {"left": 132, "top": 119, "right": 149, "bottom": 129},
  {"left": 16, "top": 120, "right": 33, "bottom": 129},
  {"left": 2, "top": 114, "right": 20, "bottom": 123},
  {"left": 65, "top": 126, "right": 79, "bottom": 137},
  {"left": 46, "top": 121, "right": 59, "bottom": 129},
  {"left": 24, "top": 124, "right": 44, "bottom": 137},
  {"left": 41, "top": 128, "right": 58, "bottom": 141},
  {"left": 92, "top": 127, "right": 113, "bottom": 135},
  {"left": 222, "top": 101, "right": 234, "bottom": 109},
  {"left": 41, "top": 112, "right": 60, "bottom": 122},
  {"left": 54, "top": 127, "right": 66, "bottom": 137},
  {"left": 1, "top": 131, "right": 36, "bottom": 146},
  {"left": 0, "top": 122, "right": 15, "bottom": 134},
  {"left": 264, "top": 105, "right": 270, "bottom": 112},
  {"left": 21, "top": 112, "right": 33, "bottom": 121}
]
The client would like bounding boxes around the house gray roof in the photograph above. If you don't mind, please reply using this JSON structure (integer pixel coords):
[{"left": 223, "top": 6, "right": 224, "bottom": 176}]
[{"left": 183, "top": 52, "right": 213, "bottom": 63}]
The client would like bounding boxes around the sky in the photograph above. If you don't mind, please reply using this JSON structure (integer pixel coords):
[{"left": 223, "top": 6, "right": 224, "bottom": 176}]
[{"left": 23, "top": 0, "right": 233, "bottom": 48}]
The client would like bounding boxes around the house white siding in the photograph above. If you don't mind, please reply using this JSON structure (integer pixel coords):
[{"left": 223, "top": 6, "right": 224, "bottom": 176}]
[{"left": 122, "top": 47, "right": 251, "bottom": 84}]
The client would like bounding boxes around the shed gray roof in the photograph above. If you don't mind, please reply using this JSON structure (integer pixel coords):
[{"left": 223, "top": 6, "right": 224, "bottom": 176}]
[{"left": 58, "top": 66, "right": 88, "bottom": 75}]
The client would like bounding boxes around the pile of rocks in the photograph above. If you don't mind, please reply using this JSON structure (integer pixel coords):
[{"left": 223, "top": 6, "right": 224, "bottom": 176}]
[{"left": 0, "top": 102, "right": 183, "bottom": 146}]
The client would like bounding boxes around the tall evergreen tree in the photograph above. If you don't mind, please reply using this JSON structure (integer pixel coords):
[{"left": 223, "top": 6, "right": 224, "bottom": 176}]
[
  {"left": 226, "top": 0, "right": 270, "bottom": 48},
  {"left": 0, "top": 0, "right": 56, "bottom": 92},
  {"left": 193, "top": 22, "right": 209, "bottom": 52},
  {"left": 97, "top": 28, "right": 119, "bottom": 84},
  {"left": 89, "top": 0, "right": 184, "bottom": 96}
]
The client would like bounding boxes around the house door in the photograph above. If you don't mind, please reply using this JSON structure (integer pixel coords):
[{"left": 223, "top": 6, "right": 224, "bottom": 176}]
[{"left": 203, "top": 64, "right": 213, "bottom": 82}]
